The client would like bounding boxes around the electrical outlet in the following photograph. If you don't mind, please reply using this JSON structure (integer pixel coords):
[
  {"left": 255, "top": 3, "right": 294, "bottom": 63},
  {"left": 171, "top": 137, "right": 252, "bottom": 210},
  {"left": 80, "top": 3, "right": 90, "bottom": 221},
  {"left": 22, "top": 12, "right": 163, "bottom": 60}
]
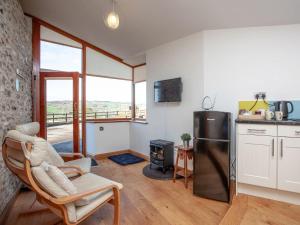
[{"left": 254, "top": 92, "right": 266, "bottom": 99}]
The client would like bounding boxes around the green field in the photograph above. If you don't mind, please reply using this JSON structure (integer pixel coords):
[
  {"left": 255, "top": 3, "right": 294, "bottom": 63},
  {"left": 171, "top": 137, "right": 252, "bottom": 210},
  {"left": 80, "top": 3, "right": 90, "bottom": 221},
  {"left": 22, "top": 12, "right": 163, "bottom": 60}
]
[
  {"left": 47, "top": 101, "right": 145, "bottom": 121},
  {"left": 47, "top": 101, "right": 131, "bottom": 114}
]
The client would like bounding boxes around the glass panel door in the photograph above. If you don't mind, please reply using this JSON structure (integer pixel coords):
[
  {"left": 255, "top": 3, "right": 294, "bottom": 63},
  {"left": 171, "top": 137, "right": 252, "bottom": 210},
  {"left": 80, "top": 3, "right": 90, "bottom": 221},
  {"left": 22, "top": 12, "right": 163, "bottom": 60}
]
[{"left": 40, "top": 72, "right": 80, "bottom": 153}]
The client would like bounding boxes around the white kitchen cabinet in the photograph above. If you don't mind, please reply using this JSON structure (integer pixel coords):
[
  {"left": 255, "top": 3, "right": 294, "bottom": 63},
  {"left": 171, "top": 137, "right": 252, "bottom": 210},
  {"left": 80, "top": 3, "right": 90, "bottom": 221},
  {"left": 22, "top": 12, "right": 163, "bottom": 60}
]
[
  {"left": 277, "top": 137, "right": 300, "bottom": 193},
  {"left": 237, "top": 131, "right": 277, "bottom": 188},
  {"left": 237, "top": 123, "right": 300, "bottom": 204}
]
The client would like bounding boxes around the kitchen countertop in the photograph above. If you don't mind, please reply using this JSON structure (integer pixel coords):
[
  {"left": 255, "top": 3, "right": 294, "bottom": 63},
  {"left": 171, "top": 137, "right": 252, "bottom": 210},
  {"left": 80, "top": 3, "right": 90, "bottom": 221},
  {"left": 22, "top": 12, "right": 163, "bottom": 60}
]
[{"left": 235, "top": 119, "right": 300, "bottom": 126}]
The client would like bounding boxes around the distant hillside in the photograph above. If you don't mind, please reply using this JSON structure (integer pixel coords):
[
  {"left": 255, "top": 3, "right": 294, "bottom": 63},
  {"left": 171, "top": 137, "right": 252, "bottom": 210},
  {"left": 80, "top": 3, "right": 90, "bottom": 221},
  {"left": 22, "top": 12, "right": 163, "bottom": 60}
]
[{"left": 47, "top": 101, "right": 131, "bottom": 114}]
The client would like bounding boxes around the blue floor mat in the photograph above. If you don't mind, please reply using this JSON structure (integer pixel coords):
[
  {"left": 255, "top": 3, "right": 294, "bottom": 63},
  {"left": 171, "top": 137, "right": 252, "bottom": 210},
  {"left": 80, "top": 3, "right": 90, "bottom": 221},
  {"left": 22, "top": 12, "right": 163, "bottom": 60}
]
[
  {"left": 108, "top": 153, "right": 145, "bottom": 166},
  {"left": 53, "top": 140, "right": 82, "bottom": 153}
]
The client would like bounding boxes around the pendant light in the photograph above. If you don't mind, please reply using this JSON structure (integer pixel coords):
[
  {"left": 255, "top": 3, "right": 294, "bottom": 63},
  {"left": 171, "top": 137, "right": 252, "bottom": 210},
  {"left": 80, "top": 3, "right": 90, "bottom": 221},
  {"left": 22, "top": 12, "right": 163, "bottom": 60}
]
[{"left": 104, "top": 0, "right": 120, "bottom": 30}]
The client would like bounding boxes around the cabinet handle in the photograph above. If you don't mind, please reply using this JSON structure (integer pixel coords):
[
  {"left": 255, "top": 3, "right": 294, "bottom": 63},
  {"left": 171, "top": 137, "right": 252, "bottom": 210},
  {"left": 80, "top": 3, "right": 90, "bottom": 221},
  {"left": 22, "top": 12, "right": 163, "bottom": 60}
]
[
  {"left": 280, "top": 139, "right": 283, "bottom": 158},
  {"left": 247, "top": 129, "right": 266, "bottom": 134},
  {"left": 272, "top": 139, "right": 274, "bottom": 157},
  {"left": 295, "top": 131, "right": 300, "bottom": 135}
]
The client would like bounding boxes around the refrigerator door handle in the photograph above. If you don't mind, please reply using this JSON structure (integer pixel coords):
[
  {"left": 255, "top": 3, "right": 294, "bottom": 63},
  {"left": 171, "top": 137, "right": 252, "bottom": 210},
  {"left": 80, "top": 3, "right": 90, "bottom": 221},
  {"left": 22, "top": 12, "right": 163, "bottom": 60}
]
[{"left": 271, "top": 138, "right": 274, "bottom": 157}]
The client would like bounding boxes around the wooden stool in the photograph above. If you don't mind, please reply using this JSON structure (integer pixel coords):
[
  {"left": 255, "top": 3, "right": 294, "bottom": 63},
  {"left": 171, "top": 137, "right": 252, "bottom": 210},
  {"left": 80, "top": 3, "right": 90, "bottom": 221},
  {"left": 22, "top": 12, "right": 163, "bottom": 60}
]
[{"left": 173, "top": 145, "right": 193, "bottom": 188}]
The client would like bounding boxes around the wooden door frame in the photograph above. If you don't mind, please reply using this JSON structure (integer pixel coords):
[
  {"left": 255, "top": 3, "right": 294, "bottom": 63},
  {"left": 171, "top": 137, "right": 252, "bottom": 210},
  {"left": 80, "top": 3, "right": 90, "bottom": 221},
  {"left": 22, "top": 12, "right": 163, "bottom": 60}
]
[{"left": 40, "top": 72, "right": 80, "bottom": 153}]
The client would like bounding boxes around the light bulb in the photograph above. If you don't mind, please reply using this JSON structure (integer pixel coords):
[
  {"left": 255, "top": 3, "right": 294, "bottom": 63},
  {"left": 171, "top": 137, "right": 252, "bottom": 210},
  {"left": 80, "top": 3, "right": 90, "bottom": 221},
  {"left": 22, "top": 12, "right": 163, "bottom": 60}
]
[{"left": 105, "top": 11, "right": 120, "bottom": 29}]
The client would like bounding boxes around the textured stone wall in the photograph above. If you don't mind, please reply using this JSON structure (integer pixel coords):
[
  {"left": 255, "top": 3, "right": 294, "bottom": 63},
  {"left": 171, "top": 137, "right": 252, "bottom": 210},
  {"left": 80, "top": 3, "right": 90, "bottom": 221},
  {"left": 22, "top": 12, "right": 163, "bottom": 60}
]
[{"left": 0, "top": 0, "right": 32, "bottom": 215}]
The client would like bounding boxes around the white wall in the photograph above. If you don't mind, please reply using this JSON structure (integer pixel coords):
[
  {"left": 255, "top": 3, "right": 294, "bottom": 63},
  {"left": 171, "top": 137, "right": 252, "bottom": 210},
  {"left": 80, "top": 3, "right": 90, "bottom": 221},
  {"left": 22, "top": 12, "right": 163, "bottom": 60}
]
[
  {"left": 87, "top": 122, "right": 130, "bottom": 155},
  {"left": 202, "top": 24, "right": 300, "bottom": 177},
  {"left": 134, "top": 65, "right": 146, "bottom": 82},
  {"left": 41, "top": 26, "right": 82, "bottom": 48},
  {"left": 89, "top": 24, "right": 300, "bottom": 168},
  {"left": 86, "top": 47, "right": 132, "bottom": 79},
  {"left": 203, "top": 24, "right": 300, "bottom": 118},
  {"left": 130, "top": 33, "right": 204, "bottom": 169},
  {"left": 130, "top": 24, "right": 300, "bottom": 171}
]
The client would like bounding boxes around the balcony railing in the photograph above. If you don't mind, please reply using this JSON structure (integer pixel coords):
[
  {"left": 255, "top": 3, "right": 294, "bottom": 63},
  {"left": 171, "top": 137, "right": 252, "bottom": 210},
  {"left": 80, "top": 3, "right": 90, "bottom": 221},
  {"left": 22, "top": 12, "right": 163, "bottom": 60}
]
[{"left": 46, "top": 110, "right": 146, "bottom": 126}]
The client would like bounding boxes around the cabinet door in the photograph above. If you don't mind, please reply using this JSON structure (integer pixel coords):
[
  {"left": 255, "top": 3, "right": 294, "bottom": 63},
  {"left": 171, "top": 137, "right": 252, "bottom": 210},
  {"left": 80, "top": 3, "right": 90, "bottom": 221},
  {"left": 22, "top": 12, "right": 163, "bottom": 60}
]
[
  {"left": 278, "top": 137, "right": 300, "bottom": 193},
  {"left": 237, "top": 135, "right": 277, "bottom": 188}
]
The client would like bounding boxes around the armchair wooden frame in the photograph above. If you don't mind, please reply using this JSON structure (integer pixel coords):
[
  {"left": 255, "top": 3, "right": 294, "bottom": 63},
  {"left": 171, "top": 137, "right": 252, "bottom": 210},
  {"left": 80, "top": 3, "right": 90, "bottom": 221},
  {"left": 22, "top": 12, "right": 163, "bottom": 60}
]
[{"left": 2, "top": 137, "right": 121, "bottom": 225}]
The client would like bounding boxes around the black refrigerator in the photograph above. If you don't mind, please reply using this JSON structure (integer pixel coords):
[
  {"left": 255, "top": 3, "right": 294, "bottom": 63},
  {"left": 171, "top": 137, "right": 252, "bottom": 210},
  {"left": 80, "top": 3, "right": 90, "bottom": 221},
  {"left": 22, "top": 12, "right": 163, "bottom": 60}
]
[{"left": 193, "top": 111, "right": 231, "bottom": 202}]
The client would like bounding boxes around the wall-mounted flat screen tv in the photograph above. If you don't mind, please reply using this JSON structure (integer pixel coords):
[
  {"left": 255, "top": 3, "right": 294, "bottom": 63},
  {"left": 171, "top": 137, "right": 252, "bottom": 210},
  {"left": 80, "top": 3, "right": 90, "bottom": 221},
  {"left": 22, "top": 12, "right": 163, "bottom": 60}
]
[{"left": 154, "top": 77, "right": 182, "bottom": 102}]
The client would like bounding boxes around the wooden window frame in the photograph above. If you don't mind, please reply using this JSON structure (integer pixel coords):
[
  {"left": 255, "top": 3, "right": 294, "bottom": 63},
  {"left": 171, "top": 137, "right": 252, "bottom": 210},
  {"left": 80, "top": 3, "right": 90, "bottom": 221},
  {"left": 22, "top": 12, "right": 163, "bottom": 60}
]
[
  {"left": 30, "top": 14, "right": 148, "bottom": 155},
  {"left": 85, "top": 75, "right": 133, "bottom": 122},
  {"left": 40, "top": 72, "right": 80, "bottom": 153}
]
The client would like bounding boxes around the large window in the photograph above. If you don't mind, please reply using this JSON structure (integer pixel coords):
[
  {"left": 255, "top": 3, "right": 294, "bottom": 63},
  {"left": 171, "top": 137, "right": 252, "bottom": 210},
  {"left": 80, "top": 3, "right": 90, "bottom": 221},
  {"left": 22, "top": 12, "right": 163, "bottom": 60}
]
[
  {"left": 86, "top": 76, "right": 132, "bottom": 120},
  {"left": 134, "top": 81, "right": 146, "bottom": 120},
  {"left": 41, "top": 41, "right": 82, "bottom": 72}
]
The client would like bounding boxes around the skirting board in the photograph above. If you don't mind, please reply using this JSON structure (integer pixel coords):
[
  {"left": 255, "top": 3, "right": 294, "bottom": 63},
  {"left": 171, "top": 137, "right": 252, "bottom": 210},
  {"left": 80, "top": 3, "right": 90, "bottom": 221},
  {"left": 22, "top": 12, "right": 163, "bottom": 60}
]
[
  {"left": 94, "top": 149, "right": 149, "bottom": 161},
  {"left": 237, "top": 183, "right": 300, "bottom": 205}
]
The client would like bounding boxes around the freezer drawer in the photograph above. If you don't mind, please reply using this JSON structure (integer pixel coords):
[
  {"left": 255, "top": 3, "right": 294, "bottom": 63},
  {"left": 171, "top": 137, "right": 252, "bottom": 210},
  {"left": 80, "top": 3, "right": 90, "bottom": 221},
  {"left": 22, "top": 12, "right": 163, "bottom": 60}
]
[{"left": 194, "top": 111, "right": 231, "bottom": 140}]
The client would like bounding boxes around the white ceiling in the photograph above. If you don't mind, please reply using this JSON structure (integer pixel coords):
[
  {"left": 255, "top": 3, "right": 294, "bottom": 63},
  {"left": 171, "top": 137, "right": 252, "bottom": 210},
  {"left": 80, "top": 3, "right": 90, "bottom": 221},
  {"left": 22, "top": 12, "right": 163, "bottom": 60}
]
[{"left": 20, "top": 0, "right": 300, "bottom": 65}]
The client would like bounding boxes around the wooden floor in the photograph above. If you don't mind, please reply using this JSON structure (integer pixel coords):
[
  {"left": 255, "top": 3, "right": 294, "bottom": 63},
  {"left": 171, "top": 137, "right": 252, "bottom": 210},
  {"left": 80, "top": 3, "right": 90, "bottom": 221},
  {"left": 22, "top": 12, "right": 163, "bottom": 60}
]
[
  {"left": 4, "top": 159, "right": 300, "bottom": 225},
  {"left": 220, "top": 194, "right": 300, "bottom": 225}
]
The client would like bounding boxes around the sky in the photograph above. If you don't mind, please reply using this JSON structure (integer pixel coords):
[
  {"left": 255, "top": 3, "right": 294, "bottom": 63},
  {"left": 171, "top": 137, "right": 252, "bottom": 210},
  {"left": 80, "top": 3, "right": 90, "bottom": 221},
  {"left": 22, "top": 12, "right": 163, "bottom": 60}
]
[{"left": 42, "top": 41, "right": 146, "bottom": 104}]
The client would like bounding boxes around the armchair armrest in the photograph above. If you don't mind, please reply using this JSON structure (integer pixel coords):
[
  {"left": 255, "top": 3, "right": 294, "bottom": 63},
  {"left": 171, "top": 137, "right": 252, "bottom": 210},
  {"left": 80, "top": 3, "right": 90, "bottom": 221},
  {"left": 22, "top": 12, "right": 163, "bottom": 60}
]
[
  {"left": 57, "top": 165, "right": 84, "bottom": 176},
  {"left": 53, "top": 184, "right": 120, "bottom": 205},
  {"left": 59, "top": 152, "right": 84, "bottom": 161}
]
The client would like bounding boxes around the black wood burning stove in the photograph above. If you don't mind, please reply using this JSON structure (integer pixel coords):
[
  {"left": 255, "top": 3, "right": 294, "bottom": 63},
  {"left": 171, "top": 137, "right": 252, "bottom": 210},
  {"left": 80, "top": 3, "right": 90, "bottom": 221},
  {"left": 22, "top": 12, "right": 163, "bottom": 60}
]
[{"left": 150, "top": 139, "right": 174, "bottom": 173}]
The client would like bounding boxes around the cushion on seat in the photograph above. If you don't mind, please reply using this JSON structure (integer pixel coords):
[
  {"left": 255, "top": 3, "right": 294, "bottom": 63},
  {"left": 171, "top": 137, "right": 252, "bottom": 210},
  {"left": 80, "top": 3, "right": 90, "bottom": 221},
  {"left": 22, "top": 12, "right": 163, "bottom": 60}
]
[
  {"left": 41, "top": 162, "right": 77, "bottom": 195},
  {"left": 65, "top": 157, "right": 92, "bottom": 174},
  {"left": 13, "top": 123, "right": 91, "bottom": 173},
  {"left": 47, "top": 143, "right": 65, "bottom": 166},
  {"left": 5, "top": 130, "right": 49, "bottom": 166},
  {"left": 73, "top": 173, "right": 123, "bottom": 221},
  {"left": 32, "top": 165, "right": 77, "bottom": 223},
  {"left": 6, "top": 130, "right": 35, "bottom": 143},
  {"left": 76, "top": 190, "right": 113, "bottom": 221},
  {"left": 72, "top": 173, "right": 123, "bottom": 207},
  {"left": 16, "top": 122, "right": 40, "bottom": 136},
  {"left": 32, "top": 166, "right": 69, "bottom": 197}
]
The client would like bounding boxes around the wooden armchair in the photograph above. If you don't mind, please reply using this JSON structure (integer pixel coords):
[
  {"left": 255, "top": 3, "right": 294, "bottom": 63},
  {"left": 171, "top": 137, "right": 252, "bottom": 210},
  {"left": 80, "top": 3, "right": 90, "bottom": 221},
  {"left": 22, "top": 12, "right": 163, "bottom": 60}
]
[
  {"left": 15, "top": 122, "right": 92, "bottom": 176},
  {"left": 2, "top": 135, "right": 122, "bottom": 225}
]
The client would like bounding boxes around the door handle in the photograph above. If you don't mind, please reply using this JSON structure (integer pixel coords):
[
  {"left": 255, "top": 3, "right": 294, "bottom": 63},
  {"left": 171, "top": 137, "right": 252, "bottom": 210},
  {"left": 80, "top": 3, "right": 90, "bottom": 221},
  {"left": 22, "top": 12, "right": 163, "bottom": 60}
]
[
  {"left": 247, "top": 129, "right": 266, "bottom": 134},
  {"left": 271, "top": 138, "right": 274, "bottom": 157},
  {"left": 280, "top": 139, "right": 283, "bottom": 158}
]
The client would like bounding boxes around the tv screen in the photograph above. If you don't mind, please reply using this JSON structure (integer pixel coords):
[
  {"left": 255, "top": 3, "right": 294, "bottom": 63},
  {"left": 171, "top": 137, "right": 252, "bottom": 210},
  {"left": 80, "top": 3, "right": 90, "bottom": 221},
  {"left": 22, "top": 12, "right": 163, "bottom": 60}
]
[{"left": 154, "top": 77, "right": 182, "bottom": 102}]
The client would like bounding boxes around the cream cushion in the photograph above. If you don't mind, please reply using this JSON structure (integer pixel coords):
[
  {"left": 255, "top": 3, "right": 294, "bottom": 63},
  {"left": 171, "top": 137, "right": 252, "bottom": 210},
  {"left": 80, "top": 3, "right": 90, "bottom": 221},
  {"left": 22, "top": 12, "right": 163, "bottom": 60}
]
[
  {"left": 14, "top": 123, "right": 90, "bottom": 173},
  {"left": 16, "top": 122, "right": 40, "bottom": 136},
  {"left": 47, "top": 143, "right": 65, "bottom": 166},
  {"left": 41, "top": 162, "right": 77, "bottom": 195},
  {"left": 5, "top": 130, "right": 49, "bottom": 166},
  {"left": 65, "top": 158, "right": 91, "bottom": 174},
  {"left": 72, "top": 173, "right": 123, "bottom": 207},
  {"left": 32, "top": 166, "right": 69, "bottom": 197},
  {"left": 31, "top": 165, "right": 77, "bottom": 223},
  {"left": 76, "top": 190, "right": 114, "bottom": 221},
  {"left": 73, "top": 173, "right": 123, "bottom": 221}
]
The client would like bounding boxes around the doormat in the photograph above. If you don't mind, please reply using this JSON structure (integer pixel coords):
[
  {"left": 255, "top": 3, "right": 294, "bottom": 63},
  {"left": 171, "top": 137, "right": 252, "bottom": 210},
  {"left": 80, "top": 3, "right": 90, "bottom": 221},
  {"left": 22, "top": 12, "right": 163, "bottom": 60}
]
[{"left": 108, "top": 153, "right": 145, "bottom": 166}]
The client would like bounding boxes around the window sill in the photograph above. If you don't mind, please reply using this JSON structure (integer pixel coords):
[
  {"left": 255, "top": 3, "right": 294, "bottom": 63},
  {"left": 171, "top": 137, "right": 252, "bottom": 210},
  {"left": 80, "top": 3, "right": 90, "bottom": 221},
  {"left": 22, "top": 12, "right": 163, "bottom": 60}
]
[{"left": 131, "top": 120, "right": 148, "bottom": 124}]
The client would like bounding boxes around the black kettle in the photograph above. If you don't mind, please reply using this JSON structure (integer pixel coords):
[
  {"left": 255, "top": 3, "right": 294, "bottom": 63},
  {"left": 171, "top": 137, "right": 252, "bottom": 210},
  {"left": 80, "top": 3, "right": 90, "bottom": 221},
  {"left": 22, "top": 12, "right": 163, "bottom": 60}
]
[{"left": 273, "top": 101, "right": 294, "bottom": 119}]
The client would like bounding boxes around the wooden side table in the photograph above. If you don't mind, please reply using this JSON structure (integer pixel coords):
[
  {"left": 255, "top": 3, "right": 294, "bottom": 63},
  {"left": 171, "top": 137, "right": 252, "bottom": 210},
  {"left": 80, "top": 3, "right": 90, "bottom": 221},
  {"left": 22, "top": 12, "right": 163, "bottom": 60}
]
[{"left": 173, "top": 145, "right": 193, "bottom": 188}]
